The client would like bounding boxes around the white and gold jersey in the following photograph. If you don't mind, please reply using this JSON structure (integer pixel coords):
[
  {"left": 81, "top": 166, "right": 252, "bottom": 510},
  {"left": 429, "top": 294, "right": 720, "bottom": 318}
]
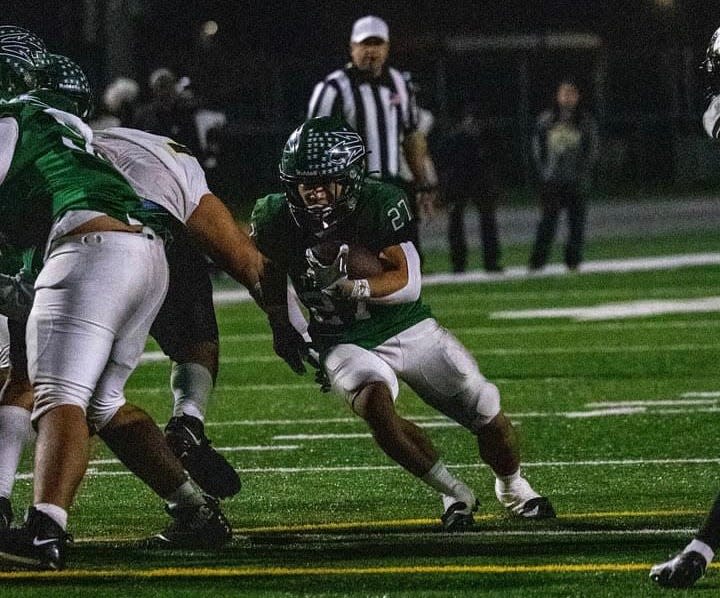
[{"left": 93, "top": 127, "right": 210, "bottom": 224}]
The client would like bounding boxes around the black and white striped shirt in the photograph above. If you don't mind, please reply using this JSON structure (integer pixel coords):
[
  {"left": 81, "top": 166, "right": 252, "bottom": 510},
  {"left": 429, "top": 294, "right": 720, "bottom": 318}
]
[{"left": 308, "top": 64, "right": 419, "bottom": 181}]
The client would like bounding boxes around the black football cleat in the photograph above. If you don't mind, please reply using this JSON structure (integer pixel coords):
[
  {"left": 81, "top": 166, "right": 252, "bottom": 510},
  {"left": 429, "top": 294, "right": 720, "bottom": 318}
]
[
  {"left": 164, "top": 414, "right": 241, "bottom": 498},
  {"left": 513, "top": 496, "right": 556, "bottom": 520},
  {"left": 650, "top": 551, "right": 707, "bottom": 589},
  {"left": 150, "top": 495, "right": 233, "bottom": 549},
  {"left": 0, "top": 507, "right": 72, "bottom": 570},
  {"left": 441, "top": 499, "right": 479, "bottom": 531},
  {"left": 0, "top": 497, "right": 12, "bottom": 530}
]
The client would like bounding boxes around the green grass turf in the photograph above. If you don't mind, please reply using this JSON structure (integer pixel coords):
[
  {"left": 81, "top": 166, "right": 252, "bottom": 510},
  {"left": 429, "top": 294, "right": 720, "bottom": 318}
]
[{"left": 3, "top": 230, "right": 720, "bottom": 595}]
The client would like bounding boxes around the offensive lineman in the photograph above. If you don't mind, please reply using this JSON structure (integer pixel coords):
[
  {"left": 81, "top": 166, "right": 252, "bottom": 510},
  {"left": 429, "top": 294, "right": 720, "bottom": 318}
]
[
  {"left": 251, "top": 116, "right": 555, "bottom": 529},
  {"left": 0, "top": 53, "right": 266, "bottom": 524},
  {"left": 0, "top": 28, "right": 232, "bottom": 570}
]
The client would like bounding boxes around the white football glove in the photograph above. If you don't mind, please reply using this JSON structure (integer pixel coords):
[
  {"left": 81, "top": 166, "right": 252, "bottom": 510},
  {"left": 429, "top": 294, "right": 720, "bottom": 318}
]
[{"left": 305, "top": 243, "right": 349, "bottom": 290}]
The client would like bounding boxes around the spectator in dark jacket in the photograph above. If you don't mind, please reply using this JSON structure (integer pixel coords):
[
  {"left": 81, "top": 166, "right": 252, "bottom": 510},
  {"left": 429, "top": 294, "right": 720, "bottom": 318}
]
[{"left": 529, "top": 79, "right": 599, "bottom": 271}]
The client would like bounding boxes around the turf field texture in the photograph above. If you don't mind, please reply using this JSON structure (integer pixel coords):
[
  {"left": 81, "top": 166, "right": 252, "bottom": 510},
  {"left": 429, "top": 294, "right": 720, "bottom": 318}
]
[{"left": 2, "top": 231, "right": 720, "bottom": 596}]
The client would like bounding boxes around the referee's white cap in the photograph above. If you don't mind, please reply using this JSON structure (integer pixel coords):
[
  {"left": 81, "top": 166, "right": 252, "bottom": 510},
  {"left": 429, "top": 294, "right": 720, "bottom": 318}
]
[{"left": 350, "top": 16, "right": 389, "bottom": 43}]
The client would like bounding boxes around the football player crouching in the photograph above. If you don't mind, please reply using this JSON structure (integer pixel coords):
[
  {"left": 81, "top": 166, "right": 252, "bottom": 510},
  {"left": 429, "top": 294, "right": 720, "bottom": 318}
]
[{"left": 251, "top": 116, "right": 556, "bottom": 530}]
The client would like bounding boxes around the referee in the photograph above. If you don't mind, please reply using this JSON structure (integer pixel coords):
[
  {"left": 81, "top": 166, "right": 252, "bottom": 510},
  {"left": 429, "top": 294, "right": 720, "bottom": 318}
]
[{"left": 307, "top": 15, "right": 435, "bottom": 258}]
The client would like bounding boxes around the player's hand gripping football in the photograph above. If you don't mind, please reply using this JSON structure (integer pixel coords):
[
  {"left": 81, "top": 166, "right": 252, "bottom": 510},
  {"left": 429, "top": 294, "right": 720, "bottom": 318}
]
[
  {"left": 305, "top": 243, "right": 372, "bottom": 300},
  {"left": 305, "top": 243, "right": 349, "bottom": 290}
]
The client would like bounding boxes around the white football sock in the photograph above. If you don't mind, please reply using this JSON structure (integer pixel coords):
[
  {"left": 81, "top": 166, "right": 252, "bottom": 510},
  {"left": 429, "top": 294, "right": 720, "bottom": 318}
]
[
  {"left": 170, "top": 362, "right": 213, "bottom": 421},
  {"left": 495, "top": 468, "right": 540, "bottom": 509},
  {"left": 421, "top": 460, "right": 476, "bottom": 506},
  {"left": 0, "top": 405, "right": 35, "bottom": 499},
  {"left": 165, "top": 479, "right": 206, "bottom": 510},
  {"left": 686, "top": 539, "right": 714, "bottom": 564},
  {"left": 34, "top": 503, "right": 68, "bottom": 530}
]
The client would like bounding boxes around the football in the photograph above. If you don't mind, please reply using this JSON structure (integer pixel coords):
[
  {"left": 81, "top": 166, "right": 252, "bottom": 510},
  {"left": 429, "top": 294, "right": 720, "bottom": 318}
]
[{"left": 309, "top": 241, "right": 386, "bottom": 279}]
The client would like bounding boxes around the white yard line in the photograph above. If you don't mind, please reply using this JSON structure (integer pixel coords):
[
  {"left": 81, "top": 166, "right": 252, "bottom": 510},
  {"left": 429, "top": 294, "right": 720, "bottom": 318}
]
[
  {"left": 492, "top": 297, "right": 720, "bottom": 321},
  {"left": 140, "top": 341, "right": 720, "bottom": 366},
  {"left": 16, "top": 456, "right": 718, "bottom": 480},
  {"left": 587, "top": 399, "right": 719, "bottom": 407},
  {"left": 210, "top": 253, "right": 720, "bottom": 307}
]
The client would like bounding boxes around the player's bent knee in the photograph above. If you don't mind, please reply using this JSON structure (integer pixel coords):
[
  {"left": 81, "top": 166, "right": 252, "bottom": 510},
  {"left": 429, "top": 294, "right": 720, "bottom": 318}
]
[
  {"left": 31, "top": 382, "right": 89, "bottom": 424},
  {"left": 467, "top": 381, "right": 501, "bottom": 432},
  {"left": 325, "top": 344, "right": 399, "bottom": 407},
  {"left": 352, "top": 381, "right": 394, "bottom": 420},
  {"left": 86, "top": 396, "right": 126, "bottom": 433}
]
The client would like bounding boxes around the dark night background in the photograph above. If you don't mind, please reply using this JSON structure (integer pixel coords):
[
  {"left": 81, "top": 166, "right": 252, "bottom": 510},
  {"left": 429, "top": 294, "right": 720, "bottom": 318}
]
[{"left": 6, "top": 0, "right": 720, "bottom": 206}]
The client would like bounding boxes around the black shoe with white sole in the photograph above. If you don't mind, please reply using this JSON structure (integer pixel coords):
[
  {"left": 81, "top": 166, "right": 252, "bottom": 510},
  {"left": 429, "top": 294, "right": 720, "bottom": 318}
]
[
  {"left": 165, "top": 414, "right": 241, "bottom": 499},
  {"left": 0, "top": 507, "right": 72, "bottom": 570},
  {"left": 441, "top": 499, "right": 479, "bottom": 531},
  {"left": 650, "top": 551, "right": 707, "bottom": 589}
]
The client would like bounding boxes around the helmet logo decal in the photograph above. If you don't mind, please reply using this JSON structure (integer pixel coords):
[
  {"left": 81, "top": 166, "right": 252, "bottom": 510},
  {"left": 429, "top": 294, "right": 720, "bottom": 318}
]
[
  {"left": 300, "top": 130, "right": 364, "bottom": 176},
  {"left": 0, "top": 31, "right": 45, "bottom": 66},
  {"left": 327, "top": 131, "right": 365, "bottom": 166}
]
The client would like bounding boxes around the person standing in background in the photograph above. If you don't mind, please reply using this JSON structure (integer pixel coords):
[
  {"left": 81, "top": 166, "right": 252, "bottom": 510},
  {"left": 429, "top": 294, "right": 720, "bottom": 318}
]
[
  {"left": 528, "top": 79, "right": 599, "bottom": 272},
  {"left": 438, "top": 104, "right": 504, "bottom": 273},
  {"left": 307, "top": 15, "right": 436, "bottom": 261}
]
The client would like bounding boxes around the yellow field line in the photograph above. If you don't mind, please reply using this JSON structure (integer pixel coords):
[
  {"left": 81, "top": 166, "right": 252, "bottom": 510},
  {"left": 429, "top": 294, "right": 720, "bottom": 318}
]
[
  {"left": 230, "top": 509, "right": 706, "bottom": 534},
  {"left": 71, "top": 508, "right": 706, "bottom": 543},
  {"left": 2, "top": 561, "right": 718, "bottom": 580}
]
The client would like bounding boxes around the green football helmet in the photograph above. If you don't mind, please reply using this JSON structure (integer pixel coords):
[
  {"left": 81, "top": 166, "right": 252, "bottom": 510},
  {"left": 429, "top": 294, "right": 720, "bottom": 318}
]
[
  {"left": 279, "top": 117, "right": 366, "bottom": 237},
  {"left": 47, "top": 54, "right": 94, "bottom": 118},
  {"left": 0, "top": 25, "right": 50, "bottom": 101}
]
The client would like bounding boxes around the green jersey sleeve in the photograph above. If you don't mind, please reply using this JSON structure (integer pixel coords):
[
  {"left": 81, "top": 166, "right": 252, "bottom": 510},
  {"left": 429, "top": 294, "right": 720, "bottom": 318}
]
[
  {"left": 250, "top": 193, "right": 291, "bottom": 263},
  {"left": 0, "top": 99, "right": 161, "bottom": 250}
]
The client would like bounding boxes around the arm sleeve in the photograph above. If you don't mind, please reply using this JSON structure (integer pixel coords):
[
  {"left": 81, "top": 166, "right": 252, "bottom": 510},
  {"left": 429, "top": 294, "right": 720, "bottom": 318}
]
[
  {"left": 287, "top": 284, "right": 311, "bottom": 342},
  {"left": 0, "top": 118, "right": 19, "bottom": 186},
  {"left": 368, "top": 241, "right": 421, "bottom": 305}
]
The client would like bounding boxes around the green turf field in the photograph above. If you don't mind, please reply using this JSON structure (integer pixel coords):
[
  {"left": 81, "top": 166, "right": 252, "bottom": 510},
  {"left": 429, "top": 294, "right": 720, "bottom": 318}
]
[{"left": 2, "top": 232, "right": 720, "bottom": 596}]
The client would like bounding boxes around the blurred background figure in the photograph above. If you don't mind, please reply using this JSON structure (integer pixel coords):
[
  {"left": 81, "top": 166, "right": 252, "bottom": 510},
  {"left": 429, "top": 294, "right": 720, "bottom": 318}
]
[
  {"left": 528, "top": 79, "right": 599, "bottom": 272},
  {"left": 133, "top": 68, "right": 202, "bottom": 155},
  {"left": 132, "top": 67, "right": 227, "bottom": 180},
  {"left": 437, "top": 103, "right": 505, "bottom": 273},
  {"left": 399, "top": 104, "right": 439, "bottom": 210},
  {"left": 90, "top": 76, "right": 139, "bottom": 130}
]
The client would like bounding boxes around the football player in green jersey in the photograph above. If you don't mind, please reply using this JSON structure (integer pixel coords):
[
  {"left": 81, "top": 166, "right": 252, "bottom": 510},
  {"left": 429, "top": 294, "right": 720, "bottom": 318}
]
[
  {"left": 252, "top": 117, "right": 555, "bottom": 529},
  {"left": 0, "top": 54, "right": 254, "bottom": 511},
  {"left": 0, "top": 31, "right": 231, "bottom": 569}
]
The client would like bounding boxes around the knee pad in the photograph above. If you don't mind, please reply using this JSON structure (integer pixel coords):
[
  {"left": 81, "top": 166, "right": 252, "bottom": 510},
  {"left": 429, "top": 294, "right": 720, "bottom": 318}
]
[
  {"left": 324, "top": 344, "right": 399, "bottom": 408},
  {"left": 467, "top": 381, "right": 501, "bottom": 432}
]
